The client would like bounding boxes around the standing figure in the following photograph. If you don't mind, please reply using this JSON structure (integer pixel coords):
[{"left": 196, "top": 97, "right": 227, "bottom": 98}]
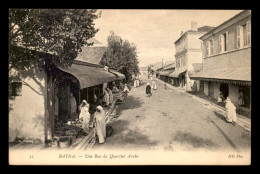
[
  {"left": 94, "top": 106, "right": 106, "bottom": 144},
  {"left": 225, "top": 97, "right": 237, "bottom": 125},
  {"left": 103, "top": 88, "right": 110, "bottom": 106},
  {"left": 123, "top": 84, "right": 130, "bottom": 93},
  {"left": 152, "top": 80, "right": 157, "bottom": 90},
  {"left": 136, "top": 74, "right": 140, "bottom": 87},
  {"left": 238, "top": 90, "right": 245, "bottom": 106},
  {"left": 106, "top": 88, "right": 113, "bottom": 105},
  {"left": 146, "top": 83, "right": 152, "bottom": 97},
  {"left": 112, "top": 85, "right": 119, "bottom": 93},
  {"left": 119, "top": 82, "right": 124, "bottom": 89},
  {"left": 78, "top": 100, "right": 90, "bottom": 133},
  {"left": 134, "top": 79, "right": 137, "bottom": 87},
  {"left": 69, "top": 92, "right": 77, "bottom": 119},
  {"left": 164, "top": 82, "right": 167, "bottom": 89},
  {"left": 139, "top": 74, "right": 142, "bottom": 85},
  {"left": 217, "top": 92, "right": 225, "bottom": 103}
]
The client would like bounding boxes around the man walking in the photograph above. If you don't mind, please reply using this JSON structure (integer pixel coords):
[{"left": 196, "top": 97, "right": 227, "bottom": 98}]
[{"left": 146, "top": 83, "right": 152, "bottom": 97}]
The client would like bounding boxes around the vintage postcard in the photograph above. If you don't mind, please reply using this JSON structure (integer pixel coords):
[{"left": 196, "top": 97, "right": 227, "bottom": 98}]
[{"left": 8, "top": 9, "right": 251, "bottom": 165}]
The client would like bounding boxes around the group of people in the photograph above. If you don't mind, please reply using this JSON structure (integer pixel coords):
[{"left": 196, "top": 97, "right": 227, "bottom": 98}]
[
  {"left": 103, "top": 87, "right": 114, "bottom": 107},
  {"left": 133, "top": 74, "right": 142, "bottom": 88},
  {"left": 78, "top": 100, "right": 106, "bottom": 144}
]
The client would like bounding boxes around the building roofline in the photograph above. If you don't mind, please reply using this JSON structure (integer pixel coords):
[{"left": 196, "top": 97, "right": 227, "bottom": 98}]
[
  {"left": 73, "top": 59, "right": 104, "bottom": 68},
  {"left": 174, "top": 30, "right": 211, "bottom": 45},
  {"left": 200, "top": 10, "right": 251, "bottom": 40}
]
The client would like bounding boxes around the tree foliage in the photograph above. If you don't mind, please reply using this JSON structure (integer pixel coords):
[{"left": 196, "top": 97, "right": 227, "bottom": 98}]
[
  {"left": 9, "top": 9, "right": 101, "bottom": 73},
  {"left": 101, "top": 31, "right": 140, "bottom": 82},
  {"left": 147, "top": 64, "right": 155, "bottom": 75}
]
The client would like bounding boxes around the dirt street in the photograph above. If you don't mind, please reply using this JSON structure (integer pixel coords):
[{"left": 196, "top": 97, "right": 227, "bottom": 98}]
[{"left": 92, "top": 75, "right": 251, "bottom": 153}]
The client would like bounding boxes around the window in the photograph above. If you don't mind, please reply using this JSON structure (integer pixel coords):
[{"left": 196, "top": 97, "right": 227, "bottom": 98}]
[
  {"left": 246, "top": 21, "right": 251, "bottom": 45},
  {"left": 243, "top": 24, "right": 247, "bottom": 46},
  {"left": 206, "top": 41, "right": 210, "bottom": 56},
  {"left": 219, "top": 32, "right": 228, "bottom": 53},
  {"left": 210, "top": 39, "right": 214, "bottom": 55},
  {"left": 10, "top": 82, "right": 22, "bottom": 96},
  {"left": 236, "top": 26, "right": 241, "bottom": 48},
  {"left": 207, "top": 39, "right": 214, "bottom": 56},
  {"left": 237, "top": 21, "right": 251, "bottom": 48}
]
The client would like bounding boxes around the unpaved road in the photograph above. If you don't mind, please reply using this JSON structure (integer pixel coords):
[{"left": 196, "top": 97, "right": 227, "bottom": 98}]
[{"left": 92, "top": 75, "right": 251, "bottom": 153}]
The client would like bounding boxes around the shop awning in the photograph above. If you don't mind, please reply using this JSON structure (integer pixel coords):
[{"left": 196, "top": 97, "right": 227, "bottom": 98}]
[
  {"left": 169, "top": 69, "right": 186, "bottom": 78},
  {"left": 190, "top": 67, "right": 251, "bottom": 85},
  {"left": 58, "top": 63, "right": 117, "bottom": 89},
  {"left": 159, "top": 69, "right": 175, "bottom": 76},
  {"left": 109, "top": 69, "right": 125, "bottom": 80}
]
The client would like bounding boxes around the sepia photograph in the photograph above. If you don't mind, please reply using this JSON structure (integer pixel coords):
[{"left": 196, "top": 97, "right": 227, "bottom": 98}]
[{"left": 8, "top": 9, "right": 251, "bottom": 165}]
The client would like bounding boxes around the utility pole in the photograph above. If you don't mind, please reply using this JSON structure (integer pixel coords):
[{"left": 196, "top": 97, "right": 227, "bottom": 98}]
[{"left": 162, "top": 58, "right": 164, "bottom": 68}]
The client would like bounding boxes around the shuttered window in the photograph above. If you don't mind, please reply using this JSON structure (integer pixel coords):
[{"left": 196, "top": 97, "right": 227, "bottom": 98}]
[
  {"left": 246, "top": 21, "right": 251, "bottom": 45},
  {"left": 236, "top": 26, "right": 241, "bottom": 48}
]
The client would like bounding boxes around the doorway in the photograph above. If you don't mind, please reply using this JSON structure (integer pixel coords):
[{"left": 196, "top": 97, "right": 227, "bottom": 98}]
[
  {"left": 220, "top": 83, "right": 229, "bottom": 99},
  {"left": 57, "top": 80, "right": 70, "bottom": 122}
]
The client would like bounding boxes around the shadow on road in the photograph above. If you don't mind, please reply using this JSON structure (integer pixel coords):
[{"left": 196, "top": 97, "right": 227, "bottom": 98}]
[
  {"left": 209, "top": 117, "right": 240, "bottom": 152},
  {"left": 169, "top": 131, "right": 219, "bottom": 151},
  {"left": 94, "top": 119, "right": 158, "bottom": 150},
  {"left": 213, "top": 111, "right": 229, "bottom": 123},
  {"left": 116, "top": 95, "right": 144, "bottom": 116}
]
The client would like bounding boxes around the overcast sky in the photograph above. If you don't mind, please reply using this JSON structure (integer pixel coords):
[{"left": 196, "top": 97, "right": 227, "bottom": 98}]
[{"left": 93, "top": 9, "right": 243, "bottom": 67}]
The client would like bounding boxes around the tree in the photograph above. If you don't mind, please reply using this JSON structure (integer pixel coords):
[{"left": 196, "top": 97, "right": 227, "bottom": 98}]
[
  {"left": 9, "top": 9, "right": 101, "bottom": 110},
  {"left": 9, "top": 9, "right": 101, "bottom": 72},
  {"left": 101, "top": 31, "right": 140, "bottom": 82},
  {"left": 9, "top": 9, "right": 101, "bottom": 142},
  {"left": 147, "top": 64, "right": 154, "bottom": 75}
]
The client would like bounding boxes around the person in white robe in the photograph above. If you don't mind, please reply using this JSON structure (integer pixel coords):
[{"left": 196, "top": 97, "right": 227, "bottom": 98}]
[
  {"left": 134, "top": 79, "right": 137, "bottom": 87},
  {"left": 103, "top": 89, "right": 110, "bottom": 106},
  {"left": 94, "top": 105, "right": 106, "bottom": 144},
  {"left": 69, "top": 92, "right": 77, "bottom": 119},
  {"left": 152, "top": 80, "right": 157, "bottom": 90},
  {"left": 139, "top": 74, "right": 142, "bottom": 85},
  {"left": 136, "top": 79, "right": 140, "bottom": 87},
  {"left": 225, "top": 97, "right": 237, "bottom": 125},
  {"left": 217, "top": 92, "right": 224, "bottom": 103},
  {"left": 106, "top": 88, "right": 113, "bottom": 104},
  {"left": 78, "top": 100, "right": 90, "bottom": 133},
  {"left": 123, "top": 84, "right": 130, "bottom": 92},
  {"left": 112, "top": 85, "right": 119, "bottom": 93}
]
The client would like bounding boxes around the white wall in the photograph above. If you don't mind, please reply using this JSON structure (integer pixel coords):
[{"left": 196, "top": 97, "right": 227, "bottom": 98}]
[
  {"left": 188, "top": 34, "right": 204, "bottom": 50},
  {"left": 9, "top": 68, "right": 47, "bottom": 142},
  {"left": 186, "top": 51, "right": 203, "bottom": 72}
]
